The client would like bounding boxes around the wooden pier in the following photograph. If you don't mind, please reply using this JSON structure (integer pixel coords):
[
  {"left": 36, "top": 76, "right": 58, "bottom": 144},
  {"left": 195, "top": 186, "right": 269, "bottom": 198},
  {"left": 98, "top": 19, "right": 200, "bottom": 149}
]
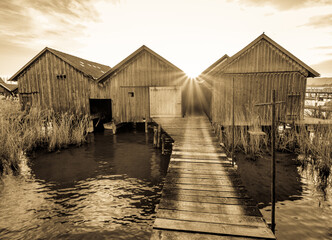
[{"left": 151, "top": 116, "right": 276, "bottom": 240}]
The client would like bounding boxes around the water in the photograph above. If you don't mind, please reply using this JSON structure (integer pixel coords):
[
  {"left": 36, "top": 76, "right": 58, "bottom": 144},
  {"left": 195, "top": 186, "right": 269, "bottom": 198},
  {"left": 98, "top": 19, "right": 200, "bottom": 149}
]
[
  {"left": 236, "top": 152, "right": 332, "bottom": 240},
  {"left": 0, "top": 130, "right": 170, "bottom": 240}
]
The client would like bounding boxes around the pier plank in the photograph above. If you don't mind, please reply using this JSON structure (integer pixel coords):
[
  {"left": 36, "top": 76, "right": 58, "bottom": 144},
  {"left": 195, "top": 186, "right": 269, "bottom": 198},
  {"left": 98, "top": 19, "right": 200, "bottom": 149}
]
[
  {"left": 154, "top": 219, "right": 276, "bottom": 239},
  {"left": 151, "top": 116, "right": 275, "bottom": 240}
]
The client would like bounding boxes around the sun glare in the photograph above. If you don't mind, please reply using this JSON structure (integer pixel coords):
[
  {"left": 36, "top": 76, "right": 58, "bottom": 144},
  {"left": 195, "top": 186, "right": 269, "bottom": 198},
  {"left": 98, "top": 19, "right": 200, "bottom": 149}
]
[{"left": 185, "top": 68, "right": 200, "bottom": 79}]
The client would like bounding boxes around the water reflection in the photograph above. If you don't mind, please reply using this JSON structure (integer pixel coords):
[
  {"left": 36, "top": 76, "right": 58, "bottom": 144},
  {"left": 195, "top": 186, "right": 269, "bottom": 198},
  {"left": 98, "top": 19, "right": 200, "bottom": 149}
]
[
  {"left": 0, "top": 131, "right": 169, "bottom": 240},
  {"left": 236, "top": 152, "right": 332, "bottom": 240}
]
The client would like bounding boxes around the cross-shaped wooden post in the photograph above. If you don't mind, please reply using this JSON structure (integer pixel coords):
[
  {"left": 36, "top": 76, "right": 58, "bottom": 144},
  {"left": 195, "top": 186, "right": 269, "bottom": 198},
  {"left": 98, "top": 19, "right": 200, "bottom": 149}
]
[{"left": 255, "top": 89, "right": 284, "bottom": 234}]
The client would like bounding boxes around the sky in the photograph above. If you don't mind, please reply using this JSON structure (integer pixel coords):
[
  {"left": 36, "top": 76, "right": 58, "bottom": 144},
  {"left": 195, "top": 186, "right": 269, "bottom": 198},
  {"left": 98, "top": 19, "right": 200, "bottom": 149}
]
[{"left": 1, "top": 0, "right": 332, "bottom": 79}]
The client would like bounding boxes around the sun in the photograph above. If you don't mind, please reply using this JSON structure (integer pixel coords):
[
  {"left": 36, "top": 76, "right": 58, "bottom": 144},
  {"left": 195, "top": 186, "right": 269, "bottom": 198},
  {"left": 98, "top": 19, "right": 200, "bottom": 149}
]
[{"left": 185, "top": 68, "right": 200, "bottom": 79}]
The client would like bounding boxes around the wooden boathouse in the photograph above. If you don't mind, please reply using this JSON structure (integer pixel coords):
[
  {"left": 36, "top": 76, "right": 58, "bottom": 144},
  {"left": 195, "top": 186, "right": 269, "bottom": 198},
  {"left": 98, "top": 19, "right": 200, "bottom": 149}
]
[
  {"left": 0, "top": 78, "right": 18, "bottom": 97},
  {"left": 200, "top": 33, "right": 320, "bottom": 126},
  {"left": 94, "top": 45, "right": 187, "bottom": 124},
  {"left": 9, "top": 48, "right": 111, "bottom": 114}
]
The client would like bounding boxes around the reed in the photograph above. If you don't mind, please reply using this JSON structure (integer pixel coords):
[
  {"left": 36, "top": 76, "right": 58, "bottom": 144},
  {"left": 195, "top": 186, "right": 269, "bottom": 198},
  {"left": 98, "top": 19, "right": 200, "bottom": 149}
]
[{"left": 0, "top": 99, "right": 89, "bottom": 175}]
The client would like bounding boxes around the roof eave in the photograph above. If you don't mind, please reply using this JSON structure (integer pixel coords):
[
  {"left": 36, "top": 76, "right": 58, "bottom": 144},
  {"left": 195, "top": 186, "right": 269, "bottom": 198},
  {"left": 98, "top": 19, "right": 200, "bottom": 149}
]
[{"left": 9, "top": 47, "right": 49, "bottom": 82}]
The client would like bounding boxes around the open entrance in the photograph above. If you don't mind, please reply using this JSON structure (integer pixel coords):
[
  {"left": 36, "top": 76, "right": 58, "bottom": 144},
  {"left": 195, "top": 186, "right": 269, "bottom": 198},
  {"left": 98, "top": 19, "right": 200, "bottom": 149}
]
[
  {"left": 89, "top": 99, "right": 112, "bottom": 130},
  {"left": 183, "top": 79, "right": 208, "bottom": 116}
]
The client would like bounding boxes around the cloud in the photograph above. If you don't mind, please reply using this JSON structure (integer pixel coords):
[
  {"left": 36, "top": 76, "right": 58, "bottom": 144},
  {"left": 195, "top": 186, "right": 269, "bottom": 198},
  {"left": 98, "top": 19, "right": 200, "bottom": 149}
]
[
  {"left": 0, "top": 0, "right": 122, "bottom": 47},
  {"left": 306, "top": 14, "right": 332, "bottom": 28},
  {"left": 233, "top": 0, "right": 332, "bottom": 10},
  {"left": 312, "top": 46, "right": 332, "bottom": 50},
  {"left": 311, "top": 59, "right": 332, "bottom": 77}
]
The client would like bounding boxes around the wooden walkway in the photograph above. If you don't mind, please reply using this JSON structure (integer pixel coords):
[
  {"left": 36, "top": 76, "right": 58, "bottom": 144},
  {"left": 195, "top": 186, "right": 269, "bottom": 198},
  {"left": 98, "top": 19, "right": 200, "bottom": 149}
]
[{"left": 151, "top": 116, "right": 276, "bottom": 240}]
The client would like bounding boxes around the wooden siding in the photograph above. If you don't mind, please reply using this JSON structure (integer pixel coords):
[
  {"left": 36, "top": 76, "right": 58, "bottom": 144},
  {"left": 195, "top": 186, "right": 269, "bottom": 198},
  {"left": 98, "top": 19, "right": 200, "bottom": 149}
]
[
  {"left": 18, "top": 51, "right": 101, "bottom": 114},
  {"left": 214, "top": 39, "right": 308, "bottom": 76},
  {"left": 91, "top": 50, "right": 186, "bottom": 122},
  {"left": 150, "top": 87, "right": 182, "bottom": 117},
  {"left": 204, "top": 38, "right": 309, "bottom": 126},
  {"left": 211, "top": 72, "right": 306, "bottom": 125}
]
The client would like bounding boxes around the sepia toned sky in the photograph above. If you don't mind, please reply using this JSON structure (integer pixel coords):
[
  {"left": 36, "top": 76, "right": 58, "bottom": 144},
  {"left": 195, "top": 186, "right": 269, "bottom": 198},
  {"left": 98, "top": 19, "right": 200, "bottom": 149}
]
[{"left": 1, "top": 0, "right": 332, "bottom": 78}]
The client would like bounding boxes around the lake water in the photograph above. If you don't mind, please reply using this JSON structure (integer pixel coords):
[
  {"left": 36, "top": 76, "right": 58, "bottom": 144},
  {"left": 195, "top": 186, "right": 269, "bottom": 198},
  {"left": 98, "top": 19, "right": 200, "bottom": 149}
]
[
  {"left": 0, "top": 129, "right": 170, "bottom": 240},
  {"left": 236, "top": 152, "right": 332, "bottom": 240}
]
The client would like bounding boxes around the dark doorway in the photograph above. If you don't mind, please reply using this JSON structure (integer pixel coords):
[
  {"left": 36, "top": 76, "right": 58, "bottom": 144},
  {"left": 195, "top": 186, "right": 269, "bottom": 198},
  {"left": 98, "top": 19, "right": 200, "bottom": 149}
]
[
  {"left": 183, "top": 80, "right": 207, "bottom": 116},
  {"left": 89, "top": 99, "right": 112, "bottom": 130}
]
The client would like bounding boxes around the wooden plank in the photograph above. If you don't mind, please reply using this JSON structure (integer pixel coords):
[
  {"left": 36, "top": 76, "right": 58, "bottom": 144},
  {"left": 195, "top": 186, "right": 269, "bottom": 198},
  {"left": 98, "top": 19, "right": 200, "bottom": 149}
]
[
  {"left": 158, "top": 199, "right": 261, "bottom": 216},
  {"left": 164, "top": 177, "right": 242, "bottom": 187},
  {"left": 153, "top": 219, "right": 275, "bottom": 239},
  {"left": 166, "top": 172, "right": 239, "bottom": 179},
  {"left": 170, "top": 158, "right": 230, "bottom": 164},
  {"left": 168, "top": 167, "right": 237, "bottom": 175},
  {"left": 172, "top": 151, "right": 227, "bottom": 157},
  {"left": 161, "top": 188, "right": 250, "bottom": 198},
  {"left": 156, "top": 209, "right": 266, "bottom": 227},
  {"left": 152, "top": 116, "right": 275, "bottom": 240},
  {"left": 168, "top": 162, "right": 232, "bottom": 169},
  {"left": 151, "top": 229, "right": 256, "bottom": 240},
  {"left": 162, "top": 183, "right": 245, "bottom": 192},
  {"left": 161, "top": 194, "right": 255, "bottom": 205}
]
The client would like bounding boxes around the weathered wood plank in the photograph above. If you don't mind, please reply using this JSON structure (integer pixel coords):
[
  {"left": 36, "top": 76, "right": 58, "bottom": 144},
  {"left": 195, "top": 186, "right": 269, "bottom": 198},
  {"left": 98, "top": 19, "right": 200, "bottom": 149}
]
[
  {"left": 152, "top": 116, "right": 275, "bottom": 240},
  {"left": 164, "top": 177, "right": 242, "bottom": 186},
  {"left": 161, "top": 194, "right": 255, "bottom": 205},
  {"left": 156, "top": 209, "right": 266, "bottom": 227},
  {"left": 172, "top": 151, "right": 227, "bottom": 157},
  {"left": 151, "top": 230, "right": 257, "bottom": 240},
  {"left": 161, "top": 188, "right": 250, "bottom": 198},
  {"left": 170, "top": 158, "right": 230, "bottom": 164},
  {"left": 163, "top": 183, "right": 244, "bottom": 192},
  {"left": 153, "top": 219, "right": 275, "bottom": 239},
  {"left": 158, "top": 199, "right": 262, "bottom": 216}
]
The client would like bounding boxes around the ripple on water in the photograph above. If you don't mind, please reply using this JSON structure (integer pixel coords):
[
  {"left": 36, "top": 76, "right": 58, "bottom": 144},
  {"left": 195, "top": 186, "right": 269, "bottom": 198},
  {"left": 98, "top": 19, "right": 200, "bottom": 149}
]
[{"left": 0, "top": 131, "right": 169, "bottom": 240}]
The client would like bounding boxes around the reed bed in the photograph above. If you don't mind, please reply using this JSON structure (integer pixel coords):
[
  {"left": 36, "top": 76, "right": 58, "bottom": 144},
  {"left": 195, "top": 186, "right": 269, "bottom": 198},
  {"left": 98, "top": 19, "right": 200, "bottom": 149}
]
[
  {"left": 0, "top": 99, "right": 90, "bottom": 175},
  {"left": 215, "top": 109, "right": 332, "bottom": 184}
]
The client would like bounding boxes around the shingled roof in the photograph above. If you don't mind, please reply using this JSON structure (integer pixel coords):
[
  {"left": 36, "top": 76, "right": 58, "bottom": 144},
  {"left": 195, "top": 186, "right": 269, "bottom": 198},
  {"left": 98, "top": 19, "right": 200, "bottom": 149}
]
[
  {"left": 0, "top": 77, "right": 18, "bottom": 92},
  {"left": 9, "top": 47, "right": 111, "bottom": 81}
]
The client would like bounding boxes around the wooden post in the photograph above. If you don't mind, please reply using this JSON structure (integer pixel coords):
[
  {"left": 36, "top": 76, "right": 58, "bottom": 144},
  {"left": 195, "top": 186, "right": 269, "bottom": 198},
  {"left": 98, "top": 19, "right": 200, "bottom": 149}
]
[
  {"left": 232, "top": 77, "right": 235, "bottom": 166},
  {"left": 161, "top": 134, "right": 165, "bottom": 155},
  {"left": 219, "top": 125, "right": 222, "bottom": 143},
  {"left": 271, "top": 90, "right": 276, "bottom": 234},
  {"left": 318, "top": 105, "right": 322, "bottom": 119},
  {"left": 112, "top": 121, "right": 117, "bottom": 135},
  {"left": 157, "top": 125, "right": 161, "bottom": 148},
  {"left": 153, "top": 126, "right": 157, "bottom": 147},
  {"left": 145, "top": 119, "right": 148, "bottom": 133},
  {"left": 255, "top": 90, "right": 284, "bottom": 234}
]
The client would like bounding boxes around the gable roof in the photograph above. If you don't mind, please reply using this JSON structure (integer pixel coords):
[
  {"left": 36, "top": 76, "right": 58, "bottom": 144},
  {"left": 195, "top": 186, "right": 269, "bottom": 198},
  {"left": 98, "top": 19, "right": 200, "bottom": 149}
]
[
  {"left": 9, "top": 47, "right": 111, "bottom": 82},
  {"left": 0, "top": 78, "right": 18, "bottom": 92},
  {"left": 201, "top": 54, "right": 229, "bottom": 75},
  {"left": 218, "top": 33, "right": 319, "bottom": 77},
  {"left": 98, "top": 45, "right": 184, "bottom": 83}
]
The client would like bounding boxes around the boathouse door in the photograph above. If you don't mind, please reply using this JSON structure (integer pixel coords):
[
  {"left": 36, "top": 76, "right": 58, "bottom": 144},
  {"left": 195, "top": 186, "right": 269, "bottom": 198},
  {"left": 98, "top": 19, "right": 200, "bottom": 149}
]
[{"left": 149, "top": 86, "right": 182, "bottom": 117}]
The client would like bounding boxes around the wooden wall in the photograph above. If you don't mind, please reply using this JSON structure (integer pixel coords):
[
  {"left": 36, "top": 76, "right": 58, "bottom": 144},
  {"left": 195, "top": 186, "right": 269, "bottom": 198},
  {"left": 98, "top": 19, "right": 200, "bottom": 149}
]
[
  {"left": 205, "top": 38, "right": 309, "bottom": 126},
  {"left": 90, "top": 50, "right": 186, "bottom": 123},
  {"left": 18, "top": 51, "right": 101, "bottom": 114}
]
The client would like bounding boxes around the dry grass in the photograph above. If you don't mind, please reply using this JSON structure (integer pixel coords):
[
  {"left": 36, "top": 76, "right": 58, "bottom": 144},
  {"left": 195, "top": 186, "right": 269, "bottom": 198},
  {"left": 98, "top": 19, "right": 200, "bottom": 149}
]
[
  {"left": 0, "top": 99, "right": 89, "bottom": 175},
  {"left": 215, "top": 114, "right": 331, "bottom": 183}
]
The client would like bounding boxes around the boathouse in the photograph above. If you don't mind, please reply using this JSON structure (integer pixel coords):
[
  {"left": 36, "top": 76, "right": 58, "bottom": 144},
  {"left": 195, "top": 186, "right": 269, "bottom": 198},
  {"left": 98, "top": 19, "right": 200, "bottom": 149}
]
[
  {"left": 200, "top": 33, "right": 320, "bottom": 126},
  {"left": 94, "top": 45, "right": 187, "bottom": 123},
  {"left": 0, "top": 78, "right": 18, "bottom": 97},
  {"left": 9, "top": 48, "right": 111, "bottom": 114}
]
